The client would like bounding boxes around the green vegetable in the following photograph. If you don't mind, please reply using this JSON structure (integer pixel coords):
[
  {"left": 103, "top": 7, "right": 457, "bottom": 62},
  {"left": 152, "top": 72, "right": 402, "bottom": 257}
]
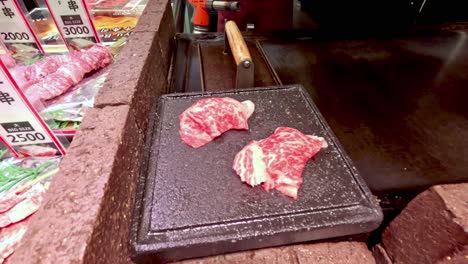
[
  {"left": 41, "top": 109, "right": 65, "bottom": 121},
  {"left": 49, "top": 120, "right": 80, "bottom": 129},
  {"left": 0, "top": 160, "right": 53, "bottom": 192}
]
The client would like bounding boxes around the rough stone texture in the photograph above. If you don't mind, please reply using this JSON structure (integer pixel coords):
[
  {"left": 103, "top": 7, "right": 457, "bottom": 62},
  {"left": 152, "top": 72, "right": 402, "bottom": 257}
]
[
  {"left": 94, "top": 0, "right": 174, "bottom": 132},
  {"left": 382, "top": 183, "right": 468, "bottom": 264},
  {"left": 133, "top": 0, "right": 176, "bottom": 68},
  {"left": 372, "top": 244, "right": 392, "bottom": 264},
  {"left": 436, "top": 246, "right": 468, "bottom": 264},
  {"left": 174, "top": 242, "right": 375, "bottom": 264},
  {"left": 95, "top": 31, "right": 166, "bottom": 132},
  {"left": 9, "top": 105, "right": 142, "bottom": 264}
]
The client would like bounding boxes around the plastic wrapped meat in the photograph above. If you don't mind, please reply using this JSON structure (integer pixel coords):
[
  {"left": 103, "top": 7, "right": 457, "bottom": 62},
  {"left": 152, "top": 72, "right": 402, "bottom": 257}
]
[
  {"left": 0, "top": 184, "right": 45, "bottom": 228},
  {"left": 0, "top": 183, "right": 45, "bottom": 263},
  {"left": 0, "top": 219, "right": 29, "bottom": 263},
  {"left": 10, "top": 54, "right": 72, "bottom": 89},
  {"left": 23, "top": 45, "right": 112, "bottom": 106},
  {"left": 24, "top": 63, "right": 84, "bottom": 105},
  {"left": 179, "top": 97, "right": 255, "bottom": 148},
  {"left": 0, "top": 184, "right": 44, "bottom": 213},
  {"left": 233, "top": 127, "right": 328, "bottom": 199},
  {"left": 17, "top": 146, "right": 57, "bottom": 157}
]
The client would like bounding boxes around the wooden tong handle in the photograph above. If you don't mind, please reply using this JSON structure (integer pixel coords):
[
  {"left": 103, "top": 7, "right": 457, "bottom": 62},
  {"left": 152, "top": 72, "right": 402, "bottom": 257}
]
[{"left": 225, "top": 20, "right": 252, "bottom": 66}]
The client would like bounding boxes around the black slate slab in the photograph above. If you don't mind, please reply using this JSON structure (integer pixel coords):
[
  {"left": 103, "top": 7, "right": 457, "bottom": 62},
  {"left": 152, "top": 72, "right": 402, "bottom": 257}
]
[{"left": 130, "top": 85, "right": 383, "bottom": 263}]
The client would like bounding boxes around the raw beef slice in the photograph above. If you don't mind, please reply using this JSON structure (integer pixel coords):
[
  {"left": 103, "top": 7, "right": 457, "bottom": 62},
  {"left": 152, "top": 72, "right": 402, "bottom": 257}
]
[
  {"left": 0, "top": 183, "right": 45, "bottom": 228},
  {"left": 0, "top": 183, "right": 45, "bottom": 213},
  {"left": 233, "top": 127, "right": 328, "bottom": 199},
  {"left": 179, "top": 97, "right": 255, "bottom": 148}
]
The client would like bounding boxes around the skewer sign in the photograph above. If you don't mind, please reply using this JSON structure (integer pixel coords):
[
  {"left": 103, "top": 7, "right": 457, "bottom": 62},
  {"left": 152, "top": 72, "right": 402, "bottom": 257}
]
[
  {"left": 44, "top": 0, "right": 101, "bottom": 50},
  {"left": 0, "top": 0, "right": 44, "bottom": 54},
  {"left": 0, "top": 61, "right": 66, "bottom": 157}
]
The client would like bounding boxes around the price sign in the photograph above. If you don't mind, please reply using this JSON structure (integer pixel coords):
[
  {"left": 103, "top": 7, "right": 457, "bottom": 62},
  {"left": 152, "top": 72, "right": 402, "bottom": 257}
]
[
  {"left": 44, "top": 0, "right": 100, "bottom": 49},
  {"left": 0, "top": 61, "right": 66, "bottom": 157},
  {"left": 0, "top": 0, "right": 44, "bottom": 53}
]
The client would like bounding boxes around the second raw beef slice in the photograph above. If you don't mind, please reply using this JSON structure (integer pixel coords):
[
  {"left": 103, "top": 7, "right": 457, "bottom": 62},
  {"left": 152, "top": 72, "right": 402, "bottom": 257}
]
[{"left": 233, "top": 127, "right": 328, "bottom": 199}]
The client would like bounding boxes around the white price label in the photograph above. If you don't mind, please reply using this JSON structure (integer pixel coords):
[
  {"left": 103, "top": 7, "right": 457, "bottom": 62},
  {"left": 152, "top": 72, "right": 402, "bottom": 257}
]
[
  {"left": 0, "top": 0, "right": 44, "bottom": 53},
  {"left": 44, "top": 0, "right": 100, "bottom": 48},
  {"left": 0, "top": 61, "right": 66, "bottom": 157}
]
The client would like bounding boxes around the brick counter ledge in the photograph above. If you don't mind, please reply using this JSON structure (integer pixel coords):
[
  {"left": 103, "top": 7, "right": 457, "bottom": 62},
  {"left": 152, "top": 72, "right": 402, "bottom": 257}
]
[
  {"left": 381, "top": 183, "right": 468, "bottom": 264},
  {"left": 174, "top": 241, "right": 376, "bottom": 264}
]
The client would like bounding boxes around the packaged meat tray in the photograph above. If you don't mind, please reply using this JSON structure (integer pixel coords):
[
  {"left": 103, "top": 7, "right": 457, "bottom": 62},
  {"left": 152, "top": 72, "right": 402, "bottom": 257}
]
[{"left": 130, "top": 85, "right": 383, "bottom": 263}]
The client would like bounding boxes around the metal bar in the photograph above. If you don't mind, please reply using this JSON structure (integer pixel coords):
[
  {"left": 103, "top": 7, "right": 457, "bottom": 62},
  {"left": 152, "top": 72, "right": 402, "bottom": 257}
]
[
  {"left": 255, "top": 40, "right": 283, "bottom": 86},
  {"left": 197, "top": 43, "right": 206, "bottom": 92},
  {"left": 173, "top": 0, "right": 186, "bottom": 33}
]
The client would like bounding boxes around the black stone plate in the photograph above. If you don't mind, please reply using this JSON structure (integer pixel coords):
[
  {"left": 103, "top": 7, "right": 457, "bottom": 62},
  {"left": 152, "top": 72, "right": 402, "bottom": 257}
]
[{"left": 130, "top": 85, "right": 383, "bottom": 263}]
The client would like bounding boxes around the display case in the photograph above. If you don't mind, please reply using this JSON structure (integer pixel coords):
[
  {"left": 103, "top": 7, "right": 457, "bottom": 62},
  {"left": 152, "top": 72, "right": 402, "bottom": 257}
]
[{"left": 18, "top": 0, "right": 147, "bottom": 53}]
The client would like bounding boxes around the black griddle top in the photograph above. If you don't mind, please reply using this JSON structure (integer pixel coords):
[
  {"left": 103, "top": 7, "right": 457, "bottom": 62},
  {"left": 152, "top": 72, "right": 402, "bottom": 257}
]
[
  {"left": 130, "top": 85, "right": 382, "bottom": 263},
  {"left": 259, "top": 30, "right": 468, "bottom": 196}
]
